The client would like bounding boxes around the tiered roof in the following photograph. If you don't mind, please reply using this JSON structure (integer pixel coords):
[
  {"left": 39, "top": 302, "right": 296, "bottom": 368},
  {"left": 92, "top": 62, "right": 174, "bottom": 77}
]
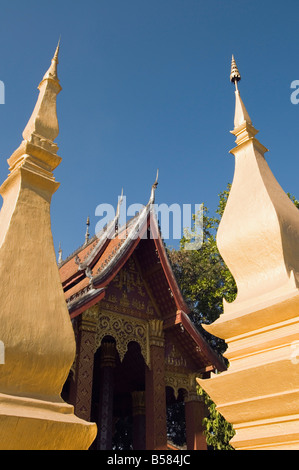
[{"left": 59, "top": 180, "right": 226, "bottom": 374}]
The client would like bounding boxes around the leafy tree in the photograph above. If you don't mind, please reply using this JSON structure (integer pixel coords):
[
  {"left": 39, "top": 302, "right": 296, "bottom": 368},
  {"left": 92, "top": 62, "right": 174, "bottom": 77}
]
[
  {"left": 167, "top": 400, "right": 186, "bottom": 448},
  {"left": 167, "top": 186, "right": 299, "bottom": 450},
  {"left": 168, "top": 184, "right": 236, "bottom": 355},
  {"left": 198, "top": 387, "right": 235, "bottom": 450},
  {"left": 167, "top": 184, "right": 236, "bottom": 449},
  {"left": 287, "top": 192, "right": 299, "bottom": 209}
]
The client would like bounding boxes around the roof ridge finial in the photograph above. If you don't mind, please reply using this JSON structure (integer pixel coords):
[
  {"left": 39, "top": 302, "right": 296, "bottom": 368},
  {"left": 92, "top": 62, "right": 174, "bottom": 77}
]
[
  {"left": 115, "top": 189, "right": 124, "bottom": 233},
  {"left": 230, "top": 54, "right": 241, "bottom": 91},
  {"left": 116, "top": 188, "right": 124, "bottom": 220},
  {"left": 58, "top": 242, "right": 63, "bottom": 265},
  {"left": 84, "top": 216, "right": 90, "bottom": 245},
  {"left": 149, "top": 169, "right": 159, "bottom": 205}
]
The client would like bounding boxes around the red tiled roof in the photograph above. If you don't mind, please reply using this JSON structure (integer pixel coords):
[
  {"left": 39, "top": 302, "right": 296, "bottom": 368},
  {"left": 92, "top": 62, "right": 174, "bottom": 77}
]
[
  {"left": 60, "top": 207, "right": 151, "bottom": 305},
  {"left": 60, "top": 238, "right": 98, "bottom": 284}
]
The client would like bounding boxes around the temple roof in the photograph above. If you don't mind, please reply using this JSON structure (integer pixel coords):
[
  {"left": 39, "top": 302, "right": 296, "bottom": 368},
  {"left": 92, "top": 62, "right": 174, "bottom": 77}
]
[{"left": 59, "top": 190, "right": 226, "bottom": 374}]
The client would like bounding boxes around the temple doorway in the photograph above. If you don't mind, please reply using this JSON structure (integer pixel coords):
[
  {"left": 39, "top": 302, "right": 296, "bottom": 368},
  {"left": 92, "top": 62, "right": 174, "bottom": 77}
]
[
  {"left": 90, "top": 337, "right": 146, "bottom": 450},
  {"left": 166, "top": 387, "right": 187, "bottom": 449}
]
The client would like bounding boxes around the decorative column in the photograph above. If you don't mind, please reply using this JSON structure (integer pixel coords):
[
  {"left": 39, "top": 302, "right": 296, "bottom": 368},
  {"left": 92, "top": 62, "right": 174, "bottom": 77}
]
[
  {"left": 132, "top": 391, "right": 146, "bottom": 450},
  {"left": 0, "top": 43, "right": 96, "bottom": 449},
  {"left": 97, "top": 340, "right": 116, "bottom": 450},
  {"left": 69, "top": 307, "right": 98, "bottom": 421},
  {"left": 185, "top": 392, "right": 207, "bottom": 450},
  {"left": 145, "top": 319, "right": 167, "bottom": 450}
]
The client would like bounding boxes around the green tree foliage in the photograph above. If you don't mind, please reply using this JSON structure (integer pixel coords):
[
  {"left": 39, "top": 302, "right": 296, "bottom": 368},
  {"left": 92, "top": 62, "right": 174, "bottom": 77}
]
[
  {"left": 168, "top": 184, "right": 236, "bottom": 449},
  {"left": 168, "top": 185, "right": 236, "bottom": 355},
  {"left": 197, "top": 387, "right": 235, "bottom": 450},
  {"left": 167, "top": 186, "right": 299, "bottom": 450},
  {"left": 287, "top": 193, "right": 299, "bottom": 209},
  {"left": 167, "top": 400, "right": 186, "bottom": 448}
]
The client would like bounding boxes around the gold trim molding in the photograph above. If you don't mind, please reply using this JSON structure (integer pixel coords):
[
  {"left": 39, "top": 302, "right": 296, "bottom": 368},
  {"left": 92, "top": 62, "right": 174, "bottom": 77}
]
[
  {"left": 80, "top": 305, "right": 99, "bottom": 332},
  {"left": 95, "top": 309, "right": 149, "bottom": 366},
  {"left": 148, "top": 319, "right": 164, "bottom": 348},
  {"left": 165, "top": 371, "right": 200, "bottom": 401}
]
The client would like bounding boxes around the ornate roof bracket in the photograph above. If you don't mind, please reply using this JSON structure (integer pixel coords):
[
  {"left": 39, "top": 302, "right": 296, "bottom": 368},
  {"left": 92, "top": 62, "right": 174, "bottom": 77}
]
[{"left": 77, "top": 191, "right": 124, "bottom": 271}]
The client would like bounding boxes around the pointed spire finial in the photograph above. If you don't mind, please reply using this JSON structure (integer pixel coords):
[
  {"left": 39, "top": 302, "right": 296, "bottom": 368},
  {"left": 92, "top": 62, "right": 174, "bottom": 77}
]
[
  {"left": 229, "top": 55, "right": 253, "bottom": 131},
  {"left": 21, "top": 41, "right": 62, "bottom": 147},
  {"left": 56, "top": 36, "right": 61, "bottom": 54},
  {"left": 230, "top": 55, "right": 241, "bottom": 90},
  {"left": 52, "top": 37, "right": 60, "bottom": 66},
  {"left": 43, "top": 38, "right": 61, "bottom": 82}
]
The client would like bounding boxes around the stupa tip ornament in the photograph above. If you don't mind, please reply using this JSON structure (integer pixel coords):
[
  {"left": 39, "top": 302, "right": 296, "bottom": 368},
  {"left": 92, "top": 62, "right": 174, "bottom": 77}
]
[
  {"left": 42, "top": 37, "right": 61, "bottom": 82},
  {"left": 229, "top": 55, "right": 253, "bottom": 132},
  {"left": 230, "top": 54, "right": 241, "bottom": 88}
]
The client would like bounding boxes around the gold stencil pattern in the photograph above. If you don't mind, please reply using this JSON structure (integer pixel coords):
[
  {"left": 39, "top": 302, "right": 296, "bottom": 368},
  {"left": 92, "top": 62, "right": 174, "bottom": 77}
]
[{"left": 95, "top": 310, "right": 149, "bottom": 365}]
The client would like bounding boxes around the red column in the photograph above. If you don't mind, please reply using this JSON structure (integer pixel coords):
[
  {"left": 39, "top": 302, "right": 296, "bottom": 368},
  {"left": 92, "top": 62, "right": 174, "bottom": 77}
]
[
  {"left": 185, "top": 394, "right": 207, "bottom": 450},
  {"left": 68, "top": 309, "right": 97, "bottom": 422},
  {"left": 96, "top": 341, "right": 116, "bottom": 450},
  {"left": 145, "top": 320, "right": 167, "bottom": 450},
  {"left": 132, "top": 391, "right": 146, "bottom": 450}
]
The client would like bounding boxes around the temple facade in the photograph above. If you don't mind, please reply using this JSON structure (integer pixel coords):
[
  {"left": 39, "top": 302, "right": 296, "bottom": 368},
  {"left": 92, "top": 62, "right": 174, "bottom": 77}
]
[
  {"left": 59, "top": 185, "right": 226, "bottom": 450},
  {"left": 2, "top": 37, "right": 299, "bottom": 451}
]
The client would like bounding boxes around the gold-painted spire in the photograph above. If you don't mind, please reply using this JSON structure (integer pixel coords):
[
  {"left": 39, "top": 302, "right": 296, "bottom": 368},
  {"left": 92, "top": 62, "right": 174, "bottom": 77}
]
[
  {"left": 0, "top": 41, "right": 97, "bottom": 449},
  {"left": 197, "top": 58, "right": 299, "bottom": 451},
  {"left": 230, "top": 55, "right": 254, "bottom": 136},
  {"left": 42, "top": 38, "right": 61, "bottom": 82},
  {"left": 22, "top": 41, "right": 62, "bottom": 147}
]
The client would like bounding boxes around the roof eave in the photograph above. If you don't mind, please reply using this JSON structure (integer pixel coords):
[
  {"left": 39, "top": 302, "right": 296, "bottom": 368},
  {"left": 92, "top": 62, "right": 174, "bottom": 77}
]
[{"left": 176, "top": 310, "right": 227, "bottom": 372}]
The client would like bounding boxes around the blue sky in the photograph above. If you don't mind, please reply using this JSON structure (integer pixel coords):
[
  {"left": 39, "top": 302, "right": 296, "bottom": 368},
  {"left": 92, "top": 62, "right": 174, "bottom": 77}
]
[{"left": 0, "top": 0, "right": 298, "bottom": 258}]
